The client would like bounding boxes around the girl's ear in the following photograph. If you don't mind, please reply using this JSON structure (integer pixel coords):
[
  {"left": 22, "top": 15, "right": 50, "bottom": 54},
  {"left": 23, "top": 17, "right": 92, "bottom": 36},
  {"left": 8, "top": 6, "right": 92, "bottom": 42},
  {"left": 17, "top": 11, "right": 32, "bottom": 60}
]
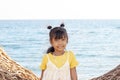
[
  {"left": 66, "top": 38, "right": 68, "bottom": 43},
  {"left": 50, "top": 39, "right": 53, "bottom": 45}
]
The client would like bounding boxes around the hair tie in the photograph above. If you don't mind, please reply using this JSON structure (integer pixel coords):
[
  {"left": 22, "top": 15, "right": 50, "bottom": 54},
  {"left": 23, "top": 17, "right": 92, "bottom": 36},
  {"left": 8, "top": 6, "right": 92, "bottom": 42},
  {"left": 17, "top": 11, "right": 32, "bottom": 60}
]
[
  {"left": 47, "top": 26, "right": 52, "bottom": 29},
  {"left": 60, "top": 23, "right": 65, "bottom": 27}
]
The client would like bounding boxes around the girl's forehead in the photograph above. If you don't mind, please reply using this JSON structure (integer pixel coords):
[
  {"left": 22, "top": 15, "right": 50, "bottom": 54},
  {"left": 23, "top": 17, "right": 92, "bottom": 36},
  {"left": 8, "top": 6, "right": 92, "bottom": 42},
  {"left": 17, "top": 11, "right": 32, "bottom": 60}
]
[
  {"left": 51, "top": 36, "right": 67, "bottom": 40},
  {"left": 53, "top": 35, "right": 67, "bottom": 38}
]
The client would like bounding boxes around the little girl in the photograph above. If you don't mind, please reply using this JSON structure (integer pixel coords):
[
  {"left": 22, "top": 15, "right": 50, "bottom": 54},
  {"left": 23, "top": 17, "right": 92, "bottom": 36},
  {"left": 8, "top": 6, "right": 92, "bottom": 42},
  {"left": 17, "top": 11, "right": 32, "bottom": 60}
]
[{"left": 40, "top": 23, "right": 78, "bottom": 80}]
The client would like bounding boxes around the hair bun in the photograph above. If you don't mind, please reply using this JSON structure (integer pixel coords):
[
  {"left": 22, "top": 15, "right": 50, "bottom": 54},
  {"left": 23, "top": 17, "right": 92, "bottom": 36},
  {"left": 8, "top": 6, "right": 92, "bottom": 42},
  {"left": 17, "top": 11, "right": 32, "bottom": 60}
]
[
  {"left": 60, "top": 23, "right": 65, "bottom": 27},
  {"left": 47, "top": 26, "right": 52, "bottom": 29}
]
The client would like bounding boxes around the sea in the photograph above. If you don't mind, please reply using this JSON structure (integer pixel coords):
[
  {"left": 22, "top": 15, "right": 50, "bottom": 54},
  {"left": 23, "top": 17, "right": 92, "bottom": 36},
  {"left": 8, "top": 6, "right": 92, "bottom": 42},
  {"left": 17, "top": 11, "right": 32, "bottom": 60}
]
[{"left": 0, "top": 20, "right": 120, "bottom": 80}]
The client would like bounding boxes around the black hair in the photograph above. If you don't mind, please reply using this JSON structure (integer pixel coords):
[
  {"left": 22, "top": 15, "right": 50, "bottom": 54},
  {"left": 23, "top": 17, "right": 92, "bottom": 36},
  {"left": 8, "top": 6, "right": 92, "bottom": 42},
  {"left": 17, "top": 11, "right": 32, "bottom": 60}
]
[{"left": 47, "top": 23, "right": 68, "bottom": 53}]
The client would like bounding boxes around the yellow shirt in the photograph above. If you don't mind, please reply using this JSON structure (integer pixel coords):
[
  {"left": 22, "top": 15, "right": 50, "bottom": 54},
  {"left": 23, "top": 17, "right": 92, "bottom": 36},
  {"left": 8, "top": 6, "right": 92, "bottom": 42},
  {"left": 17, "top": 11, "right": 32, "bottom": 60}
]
[{"left": 40, "top": 51, "right": 78, "bottom": 70}]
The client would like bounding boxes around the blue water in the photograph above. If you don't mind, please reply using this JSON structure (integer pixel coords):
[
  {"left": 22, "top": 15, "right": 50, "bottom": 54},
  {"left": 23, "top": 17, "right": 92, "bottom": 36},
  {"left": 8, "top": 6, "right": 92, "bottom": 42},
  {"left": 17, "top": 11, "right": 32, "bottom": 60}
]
[{"left": 0, "top": 20, "right": 120, "bottom": 80}]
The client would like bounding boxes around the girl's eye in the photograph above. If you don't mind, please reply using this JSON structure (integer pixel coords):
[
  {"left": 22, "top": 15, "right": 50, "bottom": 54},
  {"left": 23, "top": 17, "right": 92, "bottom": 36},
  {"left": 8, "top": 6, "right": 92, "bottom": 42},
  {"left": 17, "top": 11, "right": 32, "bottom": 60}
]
[
  {"left": 62, "top": 38, "right": 66, "bottom": 41},
  {"left": 54, "top": 39, "right": 59, "bottom": 41}
]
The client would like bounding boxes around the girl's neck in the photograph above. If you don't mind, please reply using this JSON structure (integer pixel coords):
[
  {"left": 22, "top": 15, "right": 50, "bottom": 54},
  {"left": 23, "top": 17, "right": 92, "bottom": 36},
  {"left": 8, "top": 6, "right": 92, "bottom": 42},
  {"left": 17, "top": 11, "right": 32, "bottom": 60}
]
[{"left": 53, "top": 50, "right": 65, "bottom": 56}]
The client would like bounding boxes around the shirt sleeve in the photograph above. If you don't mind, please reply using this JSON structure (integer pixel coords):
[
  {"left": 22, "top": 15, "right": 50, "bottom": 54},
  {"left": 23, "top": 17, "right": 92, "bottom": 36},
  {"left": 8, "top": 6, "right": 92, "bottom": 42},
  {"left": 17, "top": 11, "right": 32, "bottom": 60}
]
[
  {"left": 40, "top": 54, "right": 48, "bottom": 70},
  {"left": 69, "top": 51, "right": 79, "bottom": 68}
]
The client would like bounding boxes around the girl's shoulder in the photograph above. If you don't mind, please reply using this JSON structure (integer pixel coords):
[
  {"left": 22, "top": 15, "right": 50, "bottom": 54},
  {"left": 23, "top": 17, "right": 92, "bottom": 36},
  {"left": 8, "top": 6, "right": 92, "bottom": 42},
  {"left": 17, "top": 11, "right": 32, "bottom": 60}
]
[
  {"left": 43, "top": 52, "right": 52, "bottom": 56},
  {"left": 66, "top": 50, "right": 77, "bottom": 60},
  {"left": 42, "top": 53, "right": 52, "bottom": 60},
  {"left": 41, "top": 54, "right": 48, "bottom": 61},
  {"left": 66, "top": 51, "right": 79, "bottom": 68},
  {"left": 66, "top": 50, "right": 75, "bottom": 56}
]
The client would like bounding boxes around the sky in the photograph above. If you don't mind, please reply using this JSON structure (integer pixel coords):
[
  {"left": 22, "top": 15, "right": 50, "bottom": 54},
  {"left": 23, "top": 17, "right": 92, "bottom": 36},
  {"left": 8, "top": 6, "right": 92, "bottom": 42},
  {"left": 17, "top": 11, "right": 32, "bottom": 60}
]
[{"left": 0, "top": 0, "right": 120, "bottom": 19}]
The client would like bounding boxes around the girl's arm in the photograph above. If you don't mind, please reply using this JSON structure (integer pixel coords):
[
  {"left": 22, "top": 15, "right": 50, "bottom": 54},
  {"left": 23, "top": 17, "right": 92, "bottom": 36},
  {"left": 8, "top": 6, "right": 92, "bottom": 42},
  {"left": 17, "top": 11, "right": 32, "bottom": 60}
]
[
  {"left": 70, "top": 67, "right": 78, "bottom": 80},
  {"left": 39, "top": 70, "right": 44, "bottom": 80}
]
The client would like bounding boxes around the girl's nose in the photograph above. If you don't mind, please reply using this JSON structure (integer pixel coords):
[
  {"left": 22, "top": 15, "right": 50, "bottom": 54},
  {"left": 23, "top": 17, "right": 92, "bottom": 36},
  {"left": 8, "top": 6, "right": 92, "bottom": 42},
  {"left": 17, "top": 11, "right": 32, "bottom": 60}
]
[{"left": 58, "top": 40, "right": 63, "bottom": 44}]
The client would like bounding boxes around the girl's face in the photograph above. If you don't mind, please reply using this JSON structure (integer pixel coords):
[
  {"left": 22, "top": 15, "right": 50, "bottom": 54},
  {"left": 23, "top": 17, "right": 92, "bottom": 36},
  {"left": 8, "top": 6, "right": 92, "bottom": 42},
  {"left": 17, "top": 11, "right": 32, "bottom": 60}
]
[{"left": 51, "top": 37, "right": 68, "bottom": 52}]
